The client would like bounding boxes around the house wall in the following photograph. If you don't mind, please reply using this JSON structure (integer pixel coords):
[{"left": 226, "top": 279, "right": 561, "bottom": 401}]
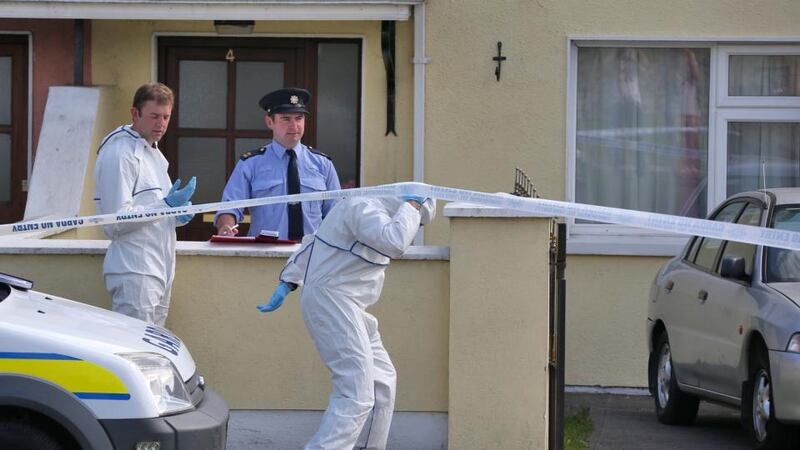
[
  {"left": 0, "top": 19, "right": 89, "bottom": 159},
  {"left": 0, "top": 247, "right": 450, "bottom": 411},
  {"left": 422, "top": 0, "right": 800, "bottom": 387},
  {"left": 23, "top": 1, "right": 800, "bottom": 390}
]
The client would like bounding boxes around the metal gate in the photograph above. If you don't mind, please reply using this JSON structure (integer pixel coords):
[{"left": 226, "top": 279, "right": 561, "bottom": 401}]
[
  {"left": 512, "top": 168, "right": 567, "bottom": 449},
  {"left": 548, "top": 221, "right": 566, "bottom": 450}
]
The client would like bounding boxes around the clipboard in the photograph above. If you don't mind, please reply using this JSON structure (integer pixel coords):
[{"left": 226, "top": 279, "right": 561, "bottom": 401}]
[{"left": 209, "top": 235, "right": 299, "bottom": 245}]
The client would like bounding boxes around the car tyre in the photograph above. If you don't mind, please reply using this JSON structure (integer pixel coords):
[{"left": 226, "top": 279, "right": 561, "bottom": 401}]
[
  {"left": 652, "top": 332, "right": 699, "bottom": 425},
  {"left": 0, "top": 419, "right": 68, "bottom": 450},
  {"left": 742, "top": 348, "right": 799, "bottom": 449}
]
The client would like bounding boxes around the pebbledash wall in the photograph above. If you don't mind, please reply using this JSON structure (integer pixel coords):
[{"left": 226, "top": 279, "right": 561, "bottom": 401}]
[{"left": 17, "top": 0, "right": 800, "bottom": 393}]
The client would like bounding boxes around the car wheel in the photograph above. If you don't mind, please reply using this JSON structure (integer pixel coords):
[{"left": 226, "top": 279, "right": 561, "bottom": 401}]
[
  {"left": 743, "top": 348, "right": 797, "bottom": 449},
  {"left": 0, "top": 420, "right": 68, "bottom": 450},
  {"left": 652, "top": 332, "right": 699, "bottom": 425}
]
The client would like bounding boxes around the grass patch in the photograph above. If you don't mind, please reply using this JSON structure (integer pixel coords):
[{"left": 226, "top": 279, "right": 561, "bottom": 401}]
[{"left": 564, "top": 407, "right": 593, "bottom": 450}]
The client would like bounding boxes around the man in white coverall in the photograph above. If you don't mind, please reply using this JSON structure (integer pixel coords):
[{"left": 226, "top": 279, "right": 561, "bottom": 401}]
[
  {"left": 94, "top": 82, "right": 195, "bottom": 326},
  {"left": 258, "top": 195, "right": 436, "bottom": 450}
]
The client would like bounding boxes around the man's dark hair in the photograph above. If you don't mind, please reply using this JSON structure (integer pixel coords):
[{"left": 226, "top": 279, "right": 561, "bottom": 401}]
[{"left": 132, "top": 82, "right": 174, "bottom": 111}]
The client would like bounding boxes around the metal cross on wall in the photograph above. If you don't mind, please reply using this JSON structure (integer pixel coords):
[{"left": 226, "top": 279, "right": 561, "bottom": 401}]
[{"left": 493, "top": 41, "right": 507, "bottom": 81}]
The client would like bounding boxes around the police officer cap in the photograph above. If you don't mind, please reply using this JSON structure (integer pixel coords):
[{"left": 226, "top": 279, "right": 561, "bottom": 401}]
[{"left": 258, "top": 87, "right": 311, "bottom": 115}]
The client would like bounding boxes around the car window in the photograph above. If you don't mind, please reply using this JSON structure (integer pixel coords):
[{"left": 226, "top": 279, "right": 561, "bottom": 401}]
[
  {"left": 766, "top": 205, "right": 800, "bottom": 282},
  {"left": 691, "top": 201, "right": 746, "bottom": 270},
  {"left": 718, "top": 202, "right": 762, "bottom": 278}
]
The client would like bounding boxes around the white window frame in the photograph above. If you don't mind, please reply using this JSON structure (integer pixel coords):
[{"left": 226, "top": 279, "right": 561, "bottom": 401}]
[
  {"left": 567, "top": 39, "right": 800, "bottom": 256},
  {"left": 717, "top": 45, "right": 800, "bottom": 108},
  {"left": 714, "top": 108, "right": 800, "bottom": 199}
]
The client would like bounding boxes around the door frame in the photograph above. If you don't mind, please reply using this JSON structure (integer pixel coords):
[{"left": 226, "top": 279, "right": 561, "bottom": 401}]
[{"left": 0, "top": 32, "right": 31, "bottom": 223}]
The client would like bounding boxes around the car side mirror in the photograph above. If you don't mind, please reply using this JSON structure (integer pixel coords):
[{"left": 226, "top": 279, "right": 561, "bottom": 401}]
[{"left": 720, "top": 255, "right": 747, "bottom": 280}]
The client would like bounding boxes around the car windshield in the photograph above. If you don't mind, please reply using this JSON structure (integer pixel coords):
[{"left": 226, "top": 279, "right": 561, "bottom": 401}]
[{"left": 766, "top": 205, "right": 800, "bottom": 283}]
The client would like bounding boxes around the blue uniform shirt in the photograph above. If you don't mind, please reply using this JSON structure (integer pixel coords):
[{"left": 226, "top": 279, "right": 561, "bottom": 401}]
[{"left": 215, "top": 142, "right": 341, "bottom": 239}]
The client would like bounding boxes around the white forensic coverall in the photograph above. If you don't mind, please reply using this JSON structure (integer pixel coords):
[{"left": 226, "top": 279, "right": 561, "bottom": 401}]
[
  {"left": 279, "top": 196, "right": 436, "bottom": 450},
  {"left": 93, "top": 125, "right": 183, "bottom": 326}
]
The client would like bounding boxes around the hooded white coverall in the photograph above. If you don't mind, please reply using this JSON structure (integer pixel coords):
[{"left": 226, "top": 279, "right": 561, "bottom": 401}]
[
  {"left": 93, "top": 125, "right": 183, "bottom": 326},
  {"left": 279, "top": 196, "right": 436, "bottom": 450}
]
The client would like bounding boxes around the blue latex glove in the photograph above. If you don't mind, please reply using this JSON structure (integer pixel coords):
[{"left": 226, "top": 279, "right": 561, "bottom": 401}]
[
  {"left": 165, "top": 176, "right": 196, "bottom": 207},
  {"left": 176, "top": 201, "right": 194, "bottom": 225},
  {"left": 402, "top": 195, "right": 427, "bottom": 205},
  {"left": 257, "top": 282, "right": 293, "bottom": 313}
]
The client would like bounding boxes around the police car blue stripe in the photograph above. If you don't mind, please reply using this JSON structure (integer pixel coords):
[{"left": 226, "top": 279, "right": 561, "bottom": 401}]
[
  {"left": 75, "top": 392, "right": 131, "bottom": 400},
  {"left": 0, "top": 352, "right": 79, "bottom": 360}
]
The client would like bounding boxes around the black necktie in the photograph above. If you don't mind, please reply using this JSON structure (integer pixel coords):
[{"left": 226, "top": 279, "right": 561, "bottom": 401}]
[{"left": 286, "top": 149, "right": 303, "bottom": 241}]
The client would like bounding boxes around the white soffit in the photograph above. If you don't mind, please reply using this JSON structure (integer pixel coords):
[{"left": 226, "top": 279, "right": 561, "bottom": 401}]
[{"left": 0, "top": 1, "right": 420, "bottom": 21}]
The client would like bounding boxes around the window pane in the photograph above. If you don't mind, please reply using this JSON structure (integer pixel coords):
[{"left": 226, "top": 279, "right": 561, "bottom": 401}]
[
  {"left": 0, "top": 57, "right": 11, "bottom": 125},
  {"left": 767, "top": 206, "right": 800, "bottom": 282},
  {"left": 235, "top": 138, "right": 270, "bottom": 162},
  {"left": 177, "top": 137, "right": 226, "bottom": 204},
  {"left": 0, "top": 133, "right": 9, "bottom": 201},
  {"left": 719, "top": 203, "right": 761, "bottom": 277},
  {"left": 691, "top": 201, "right": 743, "bottom": 269},
  {"left": 727, "top": 122, "right": 800, "bottom": 196},
  {"left": 576, "top": 48, "right": 710, "bottom": 220},
  {"left": 179, "top": 61, "right": 227, "bottom": 129},
  {"left": 729, "top": 55, "right": 800, "bottom": 97},
  {"left": 317, "top": 42, "right": 359, "bottom": 188},
  {"left": 235, "top": 61, "right": 283, "bottom": 130}
]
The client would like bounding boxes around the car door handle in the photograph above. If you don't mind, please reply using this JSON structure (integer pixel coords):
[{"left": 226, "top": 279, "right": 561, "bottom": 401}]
[
  {"left": 697, "top": 290, "right": 708, "bottom": 303},
  {"left": 664, "top": 280, "right": 674, "bottom": 293}
]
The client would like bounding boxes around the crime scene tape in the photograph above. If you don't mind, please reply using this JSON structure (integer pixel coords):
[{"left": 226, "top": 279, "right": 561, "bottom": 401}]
[{"left": 2, "top": 182, "right": 800, "bottom": 251}]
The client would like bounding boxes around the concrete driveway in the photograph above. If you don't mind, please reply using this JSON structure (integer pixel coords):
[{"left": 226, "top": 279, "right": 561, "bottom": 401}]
[
  {"left": 227, "top": 393, "right": 755, "bottom": 449},
  {"left": 566, "top": 393, "right": 750, "bottom": 449}
]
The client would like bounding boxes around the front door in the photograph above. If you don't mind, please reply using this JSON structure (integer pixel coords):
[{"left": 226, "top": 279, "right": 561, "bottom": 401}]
[
  {"left": 0, "top": 36, "right": 28, "bottom": 224},
  {"left": 158, "top": 37, "right": 361, "bottom": 241}
]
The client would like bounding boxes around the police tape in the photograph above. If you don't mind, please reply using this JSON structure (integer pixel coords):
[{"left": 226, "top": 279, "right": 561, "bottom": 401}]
[{"left": 2, "top": 181, "right": 800, "bottom": 251}]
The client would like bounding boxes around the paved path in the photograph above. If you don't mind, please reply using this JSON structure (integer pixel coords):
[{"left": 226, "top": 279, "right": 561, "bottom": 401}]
[{"left": 566, "top": 393, "right": 750, "bottom": 449}]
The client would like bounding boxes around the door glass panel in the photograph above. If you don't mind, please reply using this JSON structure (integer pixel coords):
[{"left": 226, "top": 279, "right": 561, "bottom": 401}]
[
  {"left": 0, "top": 133, "right": 9, "bottom": 201},
  {"left": 236, "top": 61, "right": 283, "bottom": 130},
  {"left": 235, "top": 138, "right": 270, "bottom": 162},
  {"left": 0, "top": 57, "right": 11, "bottom": 125},
  {"left": 729, "top": 55, "right": 800, "bottom": 97},
  {"left": 727, "top": 122, "right": 800, "bottom": 196},
  {"left": 317, "top": 42, "right": 359, "bottom": 188},
  {"left": 179, "top": 61, "right": 227, "bottom": 129},
  {"left": 177, "top": 137, "right": 226, "bottom": 204}
]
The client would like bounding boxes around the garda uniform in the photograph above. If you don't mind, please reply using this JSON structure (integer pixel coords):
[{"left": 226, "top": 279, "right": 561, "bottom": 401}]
[{"left": 215, "top": 88, "right": 341, "bottom": 239}]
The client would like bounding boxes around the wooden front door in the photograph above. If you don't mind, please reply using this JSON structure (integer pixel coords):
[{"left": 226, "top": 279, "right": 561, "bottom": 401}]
[{"left": 0, "top": 36, "right": 28, "bottom": 224}]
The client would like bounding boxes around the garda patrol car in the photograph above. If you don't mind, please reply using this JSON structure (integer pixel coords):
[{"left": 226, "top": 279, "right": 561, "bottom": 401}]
[{"left": 0, "top": 272, "right": 229, "bottom": 450}]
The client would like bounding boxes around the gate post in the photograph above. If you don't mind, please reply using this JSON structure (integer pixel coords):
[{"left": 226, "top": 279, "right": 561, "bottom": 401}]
[{"left": 445, "top": 202, "right": 553, "bottom": 449}]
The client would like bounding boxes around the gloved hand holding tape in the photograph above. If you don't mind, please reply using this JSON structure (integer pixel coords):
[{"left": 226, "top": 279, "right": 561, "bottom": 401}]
[{"left": 3, "top": 182, "right": 800, "bottom": 251}]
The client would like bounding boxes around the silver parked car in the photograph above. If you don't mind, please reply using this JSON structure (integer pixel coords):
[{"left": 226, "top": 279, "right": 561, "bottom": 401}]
[{"left": 647, "top": 188, "right": 800, "bottom": 449}]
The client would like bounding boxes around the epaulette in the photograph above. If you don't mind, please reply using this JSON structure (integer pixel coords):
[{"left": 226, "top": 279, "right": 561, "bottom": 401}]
[
  {"left": 308, "top": 146, "right": 333, "bottom": 161},
  {"left": 240, "top": 147, "right": 267, "bottom": 161}
]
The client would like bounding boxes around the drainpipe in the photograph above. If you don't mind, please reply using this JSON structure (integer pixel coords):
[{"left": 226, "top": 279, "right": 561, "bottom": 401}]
[{"left": 412, "top": 3, "right": 429, "bottom": 244}]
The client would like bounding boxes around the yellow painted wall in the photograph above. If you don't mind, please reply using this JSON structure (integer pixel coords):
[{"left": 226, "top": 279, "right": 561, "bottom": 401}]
[
  {"left": 0, "top": 251, "right": 448, "bottom": 411},
  {"left": 449, "top": 216, "right": 551, "bottom": 449},
  {"left": 421, "top": 0, "right": 800, "bottom": 387},
  {"left": 65, "top": 2, "right": 800, "bottom": 393}
]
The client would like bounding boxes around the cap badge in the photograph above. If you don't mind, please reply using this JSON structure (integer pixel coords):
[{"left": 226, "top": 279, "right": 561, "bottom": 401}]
[{"left": 290, "top": 95, "right": 299, "bottom": 105}]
